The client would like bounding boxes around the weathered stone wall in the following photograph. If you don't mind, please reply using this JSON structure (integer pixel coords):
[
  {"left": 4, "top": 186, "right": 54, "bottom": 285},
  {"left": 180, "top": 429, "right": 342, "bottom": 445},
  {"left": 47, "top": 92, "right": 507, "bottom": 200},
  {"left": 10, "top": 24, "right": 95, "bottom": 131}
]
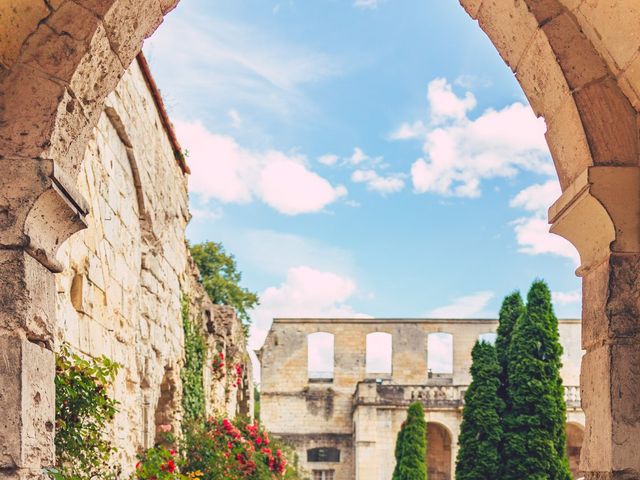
[
  {"left": 53, "top": 57, "right": 252, "bottom": 474},
  {"left": 260, "top": 318, "right": 584, "bottom": 480}
]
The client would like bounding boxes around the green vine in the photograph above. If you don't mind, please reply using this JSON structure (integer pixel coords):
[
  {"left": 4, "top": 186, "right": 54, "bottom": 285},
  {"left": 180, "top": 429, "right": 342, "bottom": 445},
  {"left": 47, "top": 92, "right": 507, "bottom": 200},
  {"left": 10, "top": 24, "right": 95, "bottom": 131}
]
[
  {"left": 49, "top": 343, "right": 121, "bottom": 480},
  {"left": 180, "top": 295, "right": 206, "bottom": 431}
]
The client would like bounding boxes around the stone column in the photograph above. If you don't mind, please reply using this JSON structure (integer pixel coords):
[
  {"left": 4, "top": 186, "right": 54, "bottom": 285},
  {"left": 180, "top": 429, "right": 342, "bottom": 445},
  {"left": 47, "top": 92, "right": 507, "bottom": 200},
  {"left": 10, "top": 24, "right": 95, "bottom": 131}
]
[
  {"left": 550, "top": 166, "right": 640, "bottom": 479},
  {"left": 0, "top": 159, "right": 87, "bottom": 478}
]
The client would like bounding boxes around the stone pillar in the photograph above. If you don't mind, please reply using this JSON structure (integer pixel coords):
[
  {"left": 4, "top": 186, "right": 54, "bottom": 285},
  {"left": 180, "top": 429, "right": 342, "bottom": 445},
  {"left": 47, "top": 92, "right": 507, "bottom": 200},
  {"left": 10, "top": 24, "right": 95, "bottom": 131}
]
[
  {"left": 0, "top": 159, "right": 87, "bottom": 478},
  {"left": 550, "top": 166, "right": 640, "bottom": 479}
]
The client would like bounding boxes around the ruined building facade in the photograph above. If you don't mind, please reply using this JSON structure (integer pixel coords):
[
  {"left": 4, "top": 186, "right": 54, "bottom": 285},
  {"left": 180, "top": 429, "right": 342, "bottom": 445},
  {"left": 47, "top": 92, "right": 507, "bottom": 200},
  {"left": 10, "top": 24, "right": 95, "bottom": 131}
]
[
  {"left": 4, "top": 53, "right": 253, "bottom": 474},
  {"left": 259, "top": 318, "right": 584, "bottom": 480}
]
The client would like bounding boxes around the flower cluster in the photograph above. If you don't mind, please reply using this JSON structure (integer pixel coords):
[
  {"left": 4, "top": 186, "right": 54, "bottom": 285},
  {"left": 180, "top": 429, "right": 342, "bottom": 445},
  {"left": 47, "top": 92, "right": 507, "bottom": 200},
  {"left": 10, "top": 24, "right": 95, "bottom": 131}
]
[
  {"left": 134, "top": 446, "right": 186, "bottom": 480},
  {"left": 183, "top": 417, "right": 289, "bottom": 479},
  {"left": 234, "top": 363, "right": 244, "bottom": 388},
  {"left": 211, "top": 352, "right": 225, "bottom": 380}
]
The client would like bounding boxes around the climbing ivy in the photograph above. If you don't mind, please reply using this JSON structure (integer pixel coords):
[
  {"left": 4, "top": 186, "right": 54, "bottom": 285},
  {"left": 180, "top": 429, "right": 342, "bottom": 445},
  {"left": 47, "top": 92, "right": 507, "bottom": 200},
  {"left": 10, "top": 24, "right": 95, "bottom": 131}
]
[
  {"left": 49, "top": 343, "right": 121, "bottom": 480},
  {"left": 180, "top": 295, "right": 207, "bottom": 430}
]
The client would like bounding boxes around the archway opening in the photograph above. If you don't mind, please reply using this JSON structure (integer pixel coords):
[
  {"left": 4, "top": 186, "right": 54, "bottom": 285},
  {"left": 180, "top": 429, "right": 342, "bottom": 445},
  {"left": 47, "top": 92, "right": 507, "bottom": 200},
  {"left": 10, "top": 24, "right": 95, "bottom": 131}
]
[
  {"left": 566, "top": 423, "right": 584, "bottom": 479},
  {"left": 426, "top": 422, "right": 452, "bottom": 480}
]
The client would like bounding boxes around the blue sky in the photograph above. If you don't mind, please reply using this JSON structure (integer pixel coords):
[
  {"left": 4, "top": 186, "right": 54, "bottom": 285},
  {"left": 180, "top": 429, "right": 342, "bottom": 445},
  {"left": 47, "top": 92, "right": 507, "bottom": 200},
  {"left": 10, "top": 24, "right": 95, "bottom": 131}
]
[{"left": 144, "top": 0, "right": 581, "bottom": 356}]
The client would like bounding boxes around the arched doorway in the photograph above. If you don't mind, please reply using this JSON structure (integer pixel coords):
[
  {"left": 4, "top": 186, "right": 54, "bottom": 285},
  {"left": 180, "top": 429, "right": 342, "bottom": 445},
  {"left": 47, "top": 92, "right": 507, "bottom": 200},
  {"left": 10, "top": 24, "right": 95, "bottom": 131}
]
[
  {"left": 427, "top": 422, "right": 452, "bottom": 480},
  {"left": 566, "top": 423, "right": 584, "bottom": 479}
]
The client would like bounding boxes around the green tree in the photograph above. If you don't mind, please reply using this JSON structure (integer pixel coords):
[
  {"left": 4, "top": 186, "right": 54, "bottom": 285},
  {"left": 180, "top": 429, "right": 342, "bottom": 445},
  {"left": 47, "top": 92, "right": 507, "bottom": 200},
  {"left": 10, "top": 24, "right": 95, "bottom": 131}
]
[
  {"left": 502, "top": 280, "right": 572, "bottom": 480},
  {"left": 190, "top": 241, "right": 259, "bottom": 326},
  {"left": 393, "top": 401, "right": 428, "bottom": 480},
  {"left": 494, "top": 291, "right": 524, "bottom": 477},
  {"left": 455, "top": 341, "right": 504, "bottom": 480},
  {"left": 495, "top": 291, "right": 524, "bottom": 400}
]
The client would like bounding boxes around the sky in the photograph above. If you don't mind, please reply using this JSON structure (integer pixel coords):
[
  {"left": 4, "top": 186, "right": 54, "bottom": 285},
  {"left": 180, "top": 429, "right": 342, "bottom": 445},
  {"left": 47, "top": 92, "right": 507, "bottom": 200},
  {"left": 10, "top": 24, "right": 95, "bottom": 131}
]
[{"left": 144, "top": 0, "right": 582, "bottom": 375}]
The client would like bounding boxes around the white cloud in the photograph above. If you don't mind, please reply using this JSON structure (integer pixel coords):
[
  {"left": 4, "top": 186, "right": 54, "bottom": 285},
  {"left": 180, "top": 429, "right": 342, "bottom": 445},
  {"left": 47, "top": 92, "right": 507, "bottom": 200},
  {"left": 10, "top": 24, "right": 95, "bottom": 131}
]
[
  {"left": 354, "top": 0, "right": 380, "bottom": 9},
  {"left": 509, "top": 181, "right": 580, "bottom": 264},
  {"left": 390, "top": 121, "right": 427, "bottom": 141},
  {"left": 552, "top": 290, "right": 581, "bottom": 305},
  {"left": 351, "top": 169, "right": 405, "bottom": 194},
  {"left": 190, "top": 207, "right": 223, "bottom": 221},
  {"left": 248, "top": 266, "right": 370, "bottom": 352},
  {"left": 509, "top": 179, "right": 561, "bottom": 212},
  {"left": 427, "top": 291, "right": 494, "bottom": 318},
  {"left": 393, "top": 78, "right": 553, "bottom": 198},
  {"left": 318, "top": 154, "right": 339, "bottom": 166},
  {"left": 258, "top": 160, "right": 348, "bottom": 215},
  {"left": 228, "top": 109, "right": 242, "bottom": 129},
  {"left": 349, "top": 147, "right": 369, "bottom": 165},
  {"left": 428, "top": 78, "right": 477, "bottom": 122},
  {"left": 177, "top": 120, "right": 347, "bottom": 215},
  {"left": 511, "top": 216, "right": 579, "bottom": 263}
]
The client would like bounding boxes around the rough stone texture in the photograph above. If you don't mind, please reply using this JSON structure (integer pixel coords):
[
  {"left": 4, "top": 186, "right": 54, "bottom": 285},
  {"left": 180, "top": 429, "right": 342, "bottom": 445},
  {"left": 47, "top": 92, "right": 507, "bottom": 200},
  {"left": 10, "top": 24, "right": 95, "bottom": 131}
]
[
  {"left": 0, "top": 337, "right": 55, "bottom": 473},
  {"left": 260, "top": 318, "right": 584, "bottom": 479},
  {"left": 52, "top": 59, "right": 252, "bottom": 474}
]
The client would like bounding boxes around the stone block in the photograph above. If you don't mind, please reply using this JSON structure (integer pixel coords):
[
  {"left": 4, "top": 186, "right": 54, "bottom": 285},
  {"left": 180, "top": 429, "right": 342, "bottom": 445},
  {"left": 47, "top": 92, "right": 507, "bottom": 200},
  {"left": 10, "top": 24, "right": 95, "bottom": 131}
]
[
  {"left": 0, "top": 0, "right": 50, "bottom": 69},
  {"left": 516, "top": 28, "right": 572, "bottom": 119},
  {"left": 578, "top": 0, "right": 640, "bottom": 71},
  {"left": 542, "top": 13, "right": 609, "bottom": 91},
  {"left": 477, "top": 0, "right": 539, "bottom": 72},
  {"left": 0, "top": 250, "right": 56, "bottom": 342},
  {"left": 0, "top": 336, "right": 55, "bottom": 470},
  {"left": 573, "top": 77, "right": 639, "bottom": 166}
]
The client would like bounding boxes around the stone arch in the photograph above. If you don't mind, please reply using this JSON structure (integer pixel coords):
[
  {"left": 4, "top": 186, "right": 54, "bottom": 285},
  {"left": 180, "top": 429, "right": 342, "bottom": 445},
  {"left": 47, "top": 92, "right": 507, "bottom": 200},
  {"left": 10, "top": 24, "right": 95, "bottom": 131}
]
[
  {"left": 460, "top": 0, "right": 639, "bottom": 190},
  {"left": 566, "top": 422, "right": 585, "bottom": 479},
  {"left": 153, "top": 365, "right": 180, "bottom": 447},
  {"left": 426, "top": 422, "right": 453, "bottom": 480}
]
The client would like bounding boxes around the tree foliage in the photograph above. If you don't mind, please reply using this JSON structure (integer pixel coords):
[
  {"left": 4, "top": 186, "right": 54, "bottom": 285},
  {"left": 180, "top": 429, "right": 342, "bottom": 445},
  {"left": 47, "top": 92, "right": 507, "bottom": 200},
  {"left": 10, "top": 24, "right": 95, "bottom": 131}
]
[
  {"left": 393, "top": 402, "right": 428, "bottom": 480},
  {"left": 455, "top": 341, "right": 504, "bottom": 480},
  {"left": 502, "top": 280, "right": 572, "bottom": 480},
  {"left": 190, "top": 241, "right": 259, "bottom": 326}
]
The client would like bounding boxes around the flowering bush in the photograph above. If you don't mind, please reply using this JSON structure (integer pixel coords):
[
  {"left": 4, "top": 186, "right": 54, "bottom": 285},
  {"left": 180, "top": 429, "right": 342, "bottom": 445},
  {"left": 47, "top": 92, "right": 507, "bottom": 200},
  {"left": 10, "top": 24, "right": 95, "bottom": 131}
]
[
  {"left": 182, "top": 417, "right": 294, "bottom": 480},
  {"left": 212, "top": 352, "right": 225, "bottom": 380},
  {"left": 48, "top": 344, "right": 121, "bottom": 480},
  {"left": 234, "top": 363, "right": 244, "bottom": 388},
  {"left": 134, "top": 446, "right": 184, "bottom": 480}
]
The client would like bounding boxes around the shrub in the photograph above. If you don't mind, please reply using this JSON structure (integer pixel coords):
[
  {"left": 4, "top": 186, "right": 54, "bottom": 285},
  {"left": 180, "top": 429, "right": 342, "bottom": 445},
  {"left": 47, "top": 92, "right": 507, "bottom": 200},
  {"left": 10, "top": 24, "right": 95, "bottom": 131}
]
[{"left": 49, "top": 344, "right": 121, "bottom": 480}]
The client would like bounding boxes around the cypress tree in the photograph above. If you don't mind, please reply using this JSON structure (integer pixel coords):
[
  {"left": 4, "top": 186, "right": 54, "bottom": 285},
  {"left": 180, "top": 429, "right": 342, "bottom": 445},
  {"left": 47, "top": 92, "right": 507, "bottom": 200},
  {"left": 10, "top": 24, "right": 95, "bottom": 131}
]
[
  {"left": 392, "top": 401, "right": 428, "bottom": 480},
  {"left": 502, "top": 280, "right": 572, "bottom": 480},
  {"left": 455, "top": 341, "right": 504, "bottom": 480},
  {"left": 495, "top": 291, "right": 525, "bottom": 403},
  {"left": 494, "top": 291, "right": 524, "bottom": 479}
]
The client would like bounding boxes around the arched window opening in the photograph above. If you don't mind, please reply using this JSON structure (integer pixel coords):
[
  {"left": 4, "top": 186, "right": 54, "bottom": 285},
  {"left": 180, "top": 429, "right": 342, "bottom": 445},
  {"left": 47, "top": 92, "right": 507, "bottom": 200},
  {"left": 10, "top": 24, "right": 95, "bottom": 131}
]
[
  {"left": 308, "top": 332, "right": 334, "bottom": 382},
  {"left": 428, "top": 333, "right": 453, "bottom": 378},
  {"left": 366, "top": 332, "right": 392, "bottom": 375},
  {"left": 478, "top": 332, "right": 497, "bottom": 345},
  {"left": 566, "top": 423, "right": 584, "bottom": 478},
  {"left": 307, "top": 447, "right": 341, "bottom": 463},
  {"left": 154, "top": 366, "right": 179, "bottom": 446},
  {"left": 426, "top": 422, "right": 452, "bottom": 480}
]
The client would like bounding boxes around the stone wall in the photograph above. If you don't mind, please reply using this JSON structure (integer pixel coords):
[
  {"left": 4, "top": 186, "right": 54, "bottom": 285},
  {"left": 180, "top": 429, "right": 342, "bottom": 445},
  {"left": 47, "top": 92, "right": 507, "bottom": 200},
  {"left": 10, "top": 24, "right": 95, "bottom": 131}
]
[
  {"left": 53, "top": 56, "right": 252, "bottom": 474},
  {"left": 260, "top": 318, "right": 584, "bottom": 480}
]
